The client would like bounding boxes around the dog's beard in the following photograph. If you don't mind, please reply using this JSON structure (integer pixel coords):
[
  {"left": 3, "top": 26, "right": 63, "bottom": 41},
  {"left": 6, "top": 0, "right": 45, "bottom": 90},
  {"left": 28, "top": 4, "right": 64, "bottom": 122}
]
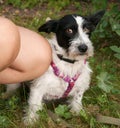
[
  {"left": 67, "top": 41, "right": 94, "bottom": 60},
  {"left": 68, "top": 52, "right": 89, "bottom": 61},
  {"left": 51, "top": 37, "right": 94, "bottom": 62},
  {"left": 53, "top": 45, "right": 93, "bottom": 62},
  {"left": 67, "top": 47, "right": 90, "bottom": 61}
]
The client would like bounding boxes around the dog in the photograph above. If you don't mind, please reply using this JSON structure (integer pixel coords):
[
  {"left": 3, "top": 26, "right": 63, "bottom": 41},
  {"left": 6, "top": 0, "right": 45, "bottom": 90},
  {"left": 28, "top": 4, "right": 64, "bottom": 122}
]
[{"left": 4, "top": 10, "right": 105, "bottom": 124}]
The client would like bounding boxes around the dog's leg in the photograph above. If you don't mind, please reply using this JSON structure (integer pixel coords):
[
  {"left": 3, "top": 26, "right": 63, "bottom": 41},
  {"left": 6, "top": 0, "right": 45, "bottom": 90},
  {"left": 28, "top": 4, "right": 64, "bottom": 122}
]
[
  {"left": 68, "top": 90, "right": 85, "bottom": 114},
  {"left": 23, "top": 84, "right": 45, "bottom": 125},
  {"left": 1, "top": 83, "right": 20, "bottom": 99}
]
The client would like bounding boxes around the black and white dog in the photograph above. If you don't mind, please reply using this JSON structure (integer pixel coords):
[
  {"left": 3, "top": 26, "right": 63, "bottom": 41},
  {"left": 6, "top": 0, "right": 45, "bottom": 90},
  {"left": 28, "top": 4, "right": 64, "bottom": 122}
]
[{"left": 5, "top": 10, "right": 105, "bottom": 124}]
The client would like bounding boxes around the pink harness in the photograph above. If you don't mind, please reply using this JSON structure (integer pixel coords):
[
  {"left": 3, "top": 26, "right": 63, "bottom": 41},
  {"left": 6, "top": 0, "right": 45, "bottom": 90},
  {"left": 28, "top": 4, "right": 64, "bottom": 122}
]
[{"left": 51, "top": 60, "right": 86, "bottom": 98}]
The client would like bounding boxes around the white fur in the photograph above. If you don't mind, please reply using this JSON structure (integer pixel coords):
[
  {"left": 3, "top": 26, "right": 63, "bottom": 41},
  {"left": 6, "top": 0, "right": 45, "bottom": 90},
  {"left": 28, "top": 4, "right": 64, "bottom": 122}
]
[{"left": 5, "top": 16, "right": 94, "bottom": 125}]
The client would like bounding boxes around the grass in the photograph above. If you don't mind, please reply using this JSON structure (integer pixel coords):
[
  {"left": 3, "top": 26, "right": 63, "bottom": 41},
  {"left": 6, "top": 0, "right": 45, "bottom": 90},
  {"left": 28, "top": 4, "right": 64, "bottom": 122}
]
[{"left": 0, "top": 0, "right": 120, "bottom": 128}]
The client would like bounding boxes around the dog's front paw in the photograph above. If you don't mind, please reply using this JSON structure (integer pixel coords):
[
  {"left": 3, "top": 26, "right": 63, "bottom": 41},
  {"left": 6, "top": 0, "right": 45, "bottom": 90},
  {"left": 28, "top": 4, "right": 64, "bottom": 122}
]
[
  {"left": 69, "top": 103, "right": 83, "bottom": 115},
  {"left": 23, "top": 117, "right": 36, "bottom": 126},
  {"left": 70, "top": 107, "right": 83, "bottom": 115},
  {"left": 23, "top": 111, "right": 39, "bottom": 125}
]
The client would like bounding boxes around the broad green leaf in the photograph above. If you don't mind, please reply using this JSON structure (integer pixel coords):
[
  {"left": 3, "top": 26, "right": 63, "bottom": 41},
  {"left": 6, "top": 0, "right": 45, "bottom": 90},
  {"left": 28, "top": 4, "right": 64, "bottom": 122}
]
[
  {"left": 114, "top": 53, "right": 120, "bottom": 60},
  {"left": 111, "top": 24, "right": 120, "bottom": 32},
  {"left": 55, "top": 105, "right": 72, "bottom": 119},
  {"left": 97, "top": 72, "right": 113, "bottom": 93},
  {"left": 115, "top": 30, "right": 120, "bottom": 36},
  {"left": 0, "top": 116, "right": 10, "bottom": 128},
  {"left": 101, "top": 20, "right": 108, "bottom": 28},
  {"left": 110, "top": 46, "right": 120, "bottom": 53}
]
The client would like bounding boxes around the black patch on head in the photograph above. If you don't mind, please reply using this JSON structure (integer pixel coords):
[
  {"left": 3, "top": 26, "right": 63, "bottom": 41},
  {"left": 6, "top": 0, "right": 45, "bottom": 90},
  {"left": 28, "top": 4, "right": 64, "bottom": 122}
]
[
  {"left": 55, "top": 15, "right": 78, "bottom": 49},
  {"left": 38, "top": 15, "right": 78, "bottom": 49}
]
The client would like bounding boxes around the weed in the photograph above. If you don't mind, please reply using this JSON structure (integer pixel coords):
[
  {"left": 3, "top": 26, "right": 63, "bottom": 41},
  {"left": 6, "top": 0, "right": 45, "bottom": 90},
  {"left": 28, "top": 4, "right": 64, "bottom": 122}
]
[
  {"left": 7, "top": 96, "right": 20, "bottom": 110},
  {"left": 91, "top": 0, "right": 107, "bottom": 11},
  {"left": 55, "top": 104, "right": 72, "bottom": 120},
  {"left": 97, "top": 72, "right": 114, "bottom": 93},
  {"left": 110, "top": 46, "right": 120, "bottom": 60},
  {"left": 6, "top": 0, "right": 21, "bottom": 8},
  {"left": 92, "top": 4, "right": 120, "bottom": 45},
  {"left": 0, "top": 115, "right": 10, "bottom": 128},
  {"left": 6, "top": 0, "right": 41, "bottom": 9},
  {"left": 47, "top": 0, "right": 70, "bottom": 13}
]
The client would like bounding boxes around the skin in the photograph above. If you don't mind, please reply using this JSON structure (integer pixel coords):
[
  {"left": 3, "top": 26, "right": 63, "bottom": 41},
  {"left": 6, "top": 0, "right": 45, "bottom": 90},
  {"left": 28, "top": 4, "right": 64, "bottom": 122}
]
[{"left": 0, "top": 17, "right": 52, "bottom": 84}]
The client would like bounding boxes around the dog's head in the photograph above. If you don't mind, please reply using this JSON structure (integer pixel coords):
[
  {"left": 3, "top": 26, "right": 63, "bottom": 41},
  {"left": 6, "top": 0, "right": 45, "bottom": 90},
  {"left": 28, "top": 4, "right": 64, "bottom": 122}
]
[{"left": 38, "top": 10, "right": 105, "bottom": 61}]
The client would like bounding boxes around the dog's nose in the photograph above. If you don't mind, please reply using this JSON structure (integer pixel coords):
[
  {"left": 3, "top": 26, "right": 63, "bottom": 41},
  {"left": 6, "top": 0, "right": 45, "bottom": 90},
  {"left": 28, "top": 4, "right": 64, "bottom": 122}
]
[{"left": 78, "top": 44, "right": 88, "bottom": 53}]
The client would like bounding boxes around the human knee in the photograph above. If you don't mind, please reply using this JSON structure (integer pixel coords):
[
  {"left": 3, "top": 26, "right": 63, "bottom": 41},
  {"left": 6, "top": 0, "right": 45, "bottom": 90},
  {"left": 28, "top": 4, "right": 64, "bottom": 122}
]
[{"left": 0, "top": 17, "right": 20, "bottom": 71}]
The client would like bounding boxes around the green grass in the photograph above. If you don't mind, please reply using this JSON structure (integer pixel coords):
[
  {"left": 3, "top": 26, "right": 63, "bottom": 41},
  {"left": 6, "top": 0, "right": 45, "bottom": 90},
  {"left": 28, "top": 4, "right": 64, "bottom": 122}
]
[{"left": 0, "top": 0, "right": 120, "bottom": 128}]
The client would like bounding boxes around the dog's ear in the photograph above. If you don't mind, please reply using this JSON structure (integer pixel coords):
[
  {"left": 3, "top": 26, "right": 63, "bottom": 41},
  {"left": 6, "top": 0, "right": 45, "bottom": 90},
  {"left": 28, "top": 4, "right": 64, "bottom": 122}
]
[
  {"left": 38, "top": 20, "right": 58, "bottom": 33},
  {"left": 86, "top": 10, "right": 105, "bottom": 27}
]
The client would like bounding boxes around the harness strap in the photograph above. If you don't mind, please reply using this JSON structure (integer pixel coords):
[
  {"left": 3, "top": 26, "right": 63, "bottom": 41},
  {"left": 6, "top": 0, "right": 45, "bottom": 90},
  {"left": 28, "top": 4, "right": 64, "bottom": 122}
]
[
  {"left": 51, "top": 61, "right": 81, "bottom": 98},
  {"left": 62, "top": 73, "right": 80, "bottom": 97}
]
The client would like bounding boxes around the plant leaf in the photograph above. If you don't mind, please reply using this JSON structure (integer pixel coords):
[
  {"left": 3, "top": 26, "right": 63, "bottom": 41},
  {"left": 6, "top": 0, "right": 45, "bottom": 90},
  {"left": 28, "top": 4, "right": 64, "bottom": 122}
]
[
  {"left": 79, "top": 109, "right": 89, "bottom": 121},
  {"left": 114, "top": 53, "right": 120, "bottom": 59},
  {"left": 110, "top": 46, "right": 120, "bottom": 53},
  {"left": 55, "top": 105, "right": 72, "bottom": 119},
  {"left": 97, "top": 72, "right": 113, "bottom": 93},
  {"left": 0, "top": 116, "right": 10, "bottom": 128},
  {"left": 115, "top": 30, "right": 120, "bottom": 36}
]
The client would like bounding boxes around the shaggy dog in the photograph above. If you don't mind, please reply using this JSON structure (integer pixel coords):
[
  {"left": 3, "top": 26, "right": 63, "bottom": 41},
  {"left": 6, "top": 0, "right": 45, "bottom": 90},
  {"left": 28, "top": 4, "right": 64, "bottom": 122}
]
[{"left": 5, "top": 10, "right": 105, "bottom": 124}]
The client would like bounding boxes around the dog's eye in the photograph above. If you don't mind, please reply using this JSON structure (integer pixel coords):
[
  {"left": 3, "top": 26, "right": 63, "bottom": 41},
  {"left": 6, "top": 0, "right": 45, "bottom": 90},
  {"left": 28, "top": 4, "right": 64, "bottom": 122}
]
[
  {"left": 66, "top": 28, "right": 73, "bottom": 34},
  {"left": 83, "top": 28, "right": 90, "bottom": 33}
]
